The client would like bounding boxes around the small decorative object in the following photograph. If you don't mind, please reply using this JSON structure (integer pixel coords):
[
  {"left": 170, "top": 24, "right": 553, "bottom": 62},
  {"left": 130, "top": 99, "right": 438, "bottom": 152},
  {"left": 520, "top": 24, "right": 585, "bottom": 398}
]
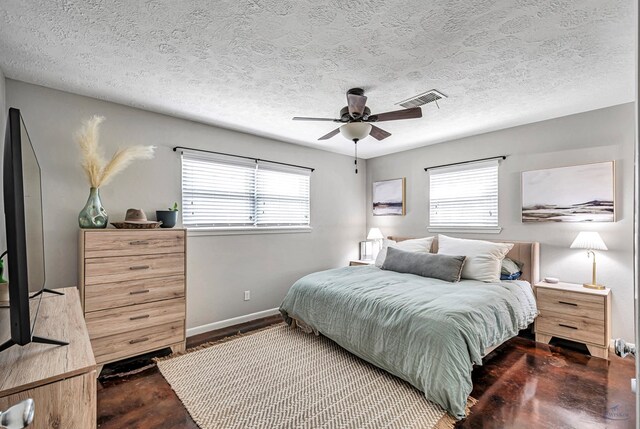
[
  {"left": 372, "top": 178, "right": 406, "bottom": 216},
  {"left": 156, "top": 202, "right": 179, "bottom": 228},
  {"left": 367, "top": 227, "right": 384, "bottom": 258},
  {"left": 543, "top": 277, "right": 559, "bottom": 284},
  {"left": 570, "top": 231, "right": 608, "bottom": 290},
  {"left": 111, "top": 208, "right": 161, "bottom": 229},
  {"left": 522, "top": 161, "right": 614, "bottom": 223},
  {"left": 0, "top": 398, "right": 34, "bottom": 429},
  {"left": 76, "top": 116, "right": 155, "bottom": 228},
  {"left": 110, "top": 222, "right": 161, "bottom": 229}
]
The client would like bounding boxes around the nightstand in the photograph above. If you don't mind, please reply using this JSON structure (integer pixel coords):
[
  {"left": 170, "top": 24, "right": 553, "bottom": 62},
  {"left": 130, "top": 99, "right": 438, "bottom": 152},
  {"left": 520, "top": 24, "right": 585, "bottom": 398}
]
[
  {"left": 349, "top": 260, "right": 375, "bottom": 266},
  {"left": 534, "top": 281, "right": 611, "bottom": 359}
]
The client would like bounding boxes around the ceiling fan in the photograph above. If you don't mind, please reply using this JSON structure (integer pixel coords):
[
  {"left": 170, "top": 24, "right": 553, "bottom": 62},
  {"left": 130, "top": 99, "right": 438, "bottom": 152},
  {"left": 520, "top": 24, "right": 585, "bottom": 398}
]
[{"left": 292, "top": 88, "right": 423, "bottom": 173}]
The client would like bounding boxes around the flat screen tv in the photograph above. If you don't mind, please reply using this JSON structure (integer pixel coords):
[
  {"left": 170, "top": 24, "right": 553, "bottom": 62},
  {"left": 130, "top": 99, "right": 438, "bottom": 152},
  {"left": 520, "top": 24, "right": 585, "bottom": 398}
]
[{"left": 0, "top": 107, "right": 66, "bottom": 353}]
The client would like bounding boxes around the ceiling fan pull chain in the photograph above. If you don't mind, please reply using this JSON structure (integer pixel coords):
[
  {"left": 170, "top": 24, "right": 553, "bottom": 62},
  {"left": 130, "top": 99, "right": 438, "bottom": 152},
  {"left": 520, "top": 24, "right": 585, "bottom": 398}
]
[{"left": 354, "top": 139, "right": 358, "bottom": 174}]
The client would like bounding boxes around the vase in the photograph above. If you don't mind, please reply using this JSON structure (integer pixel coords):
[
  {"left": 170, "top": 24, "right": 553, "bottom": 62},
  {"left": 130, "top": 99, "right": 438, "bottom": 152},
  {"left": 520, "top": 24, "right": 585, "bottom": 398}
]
[{"left": 78, "top": 187, "right": 108, "bottom": 228}]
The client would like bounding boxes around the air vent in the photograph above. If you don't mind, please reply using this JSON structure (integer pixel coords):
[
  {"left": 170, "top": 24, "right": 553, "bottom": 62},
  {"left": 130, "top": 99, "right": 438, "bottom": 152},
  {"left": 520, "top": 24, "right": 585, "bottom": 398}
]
[{"left": 396, "top": 89, "right": 447, "bottom": 109}]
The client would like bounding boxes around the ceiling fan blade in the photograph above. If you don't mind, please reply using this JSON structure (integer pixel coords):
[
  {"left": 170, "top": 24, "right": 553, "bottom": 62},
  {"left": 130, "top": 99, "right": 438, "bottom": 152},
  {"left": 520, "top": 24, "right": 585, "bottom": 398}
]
[
  {"left": 292, "top": 117, "right": 340, "bottom": 122},
  {"left": 347, "top": 94, "right": 368, "bottom": 118},
  {"left": 369, "top": 125, "right": 391, "bottom": 141},
  {"left": 368, "top": 107, "right": 422, "bottom": 122},
  {"left": 318, "top": 128, "right": 341, "bottom": 140}
]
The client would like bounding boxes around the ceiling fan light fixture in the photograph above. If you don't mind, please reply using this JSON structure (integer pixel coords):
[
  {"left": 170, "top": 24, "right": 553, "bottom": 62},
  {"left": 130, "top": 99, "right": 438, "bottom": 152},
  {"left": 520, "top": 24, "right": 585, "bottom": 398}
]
[
  {"left": 294, "top": 88, "right": 424, "bottom": 143},
  {"left": 340, "top": 122, "right": 372, "bottom": 141}
]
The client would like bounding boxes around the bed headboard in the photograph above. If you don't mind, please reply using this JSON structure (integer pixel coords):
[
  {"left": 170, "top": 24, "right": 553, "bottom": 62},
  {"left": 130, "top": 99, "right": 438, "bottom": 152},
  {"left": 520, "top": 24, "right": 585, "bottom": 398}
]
[{"left": 387, "top": 236, "right": 540, "bottom": 285}]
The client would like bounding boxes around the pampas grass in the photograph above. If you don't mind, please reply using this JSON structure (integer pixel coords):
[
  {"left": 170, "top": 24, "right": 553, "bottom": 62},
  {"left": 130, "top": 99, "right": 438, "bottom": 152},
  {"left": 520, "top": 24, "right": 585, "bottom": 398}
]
[
  {"left": 76, "top": 116, "right": 106, "bottom": 188},
  {"left": 76, "top": 116, "right": 155, "bottom": 188},
  {"left": 99, "top": 145, "right": 155, "bottom": 186}
]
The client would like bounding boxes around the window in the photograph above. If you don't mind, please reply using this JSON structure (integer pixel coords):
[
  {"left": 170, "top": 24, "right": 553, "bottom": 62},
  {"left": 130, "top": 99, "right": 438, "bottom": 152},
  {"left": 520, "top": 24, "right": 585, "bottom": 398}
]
[
  {"left": 181, "top": 151, "right": 310, "bottom": 230},
  {"left": 428, "top": 159, "right": 500, "bottom": 233}
]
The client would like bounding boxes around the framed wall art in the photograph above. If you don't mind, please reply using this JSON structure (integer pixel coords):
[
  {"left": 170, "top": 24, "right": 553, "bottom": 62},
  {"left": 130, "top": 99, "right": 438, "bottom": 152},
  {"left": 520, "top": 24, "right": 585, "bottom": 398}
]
[
  {"left": 521, "top": 161, "right": 615, "bottom": 223},
  {"left": 373, "top": 178, "right": 406, "bottom": 216}
]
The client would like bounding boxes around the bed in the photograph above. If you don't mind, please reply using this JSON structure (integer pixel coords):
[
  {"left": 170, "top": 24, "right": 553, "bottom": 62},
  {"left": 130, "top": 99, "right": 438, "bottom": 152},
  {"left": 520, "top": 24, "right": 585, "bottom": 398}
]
[{"left": 279, "top": 238, "right": 540, "bottom": 420}]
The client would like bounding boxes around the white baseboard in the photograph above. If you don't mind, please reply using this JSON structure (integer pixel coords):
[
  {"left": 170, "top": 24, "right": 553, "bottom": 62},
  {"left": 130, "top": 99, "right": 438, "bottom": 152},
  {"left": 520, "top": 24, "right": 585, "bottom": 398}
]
[{"left": 186, "top": 307, "right": 280, "bottom": 337}]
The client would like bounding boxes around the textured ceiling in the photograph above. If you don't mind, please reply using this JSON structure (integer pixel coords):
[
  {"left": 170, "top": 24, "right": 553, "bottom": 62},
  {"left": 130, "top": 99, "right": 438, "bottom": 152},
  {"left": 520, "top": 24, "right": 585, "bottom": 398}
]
[{"left": 0, "top": 0, "right": 635, "bottom": 158}]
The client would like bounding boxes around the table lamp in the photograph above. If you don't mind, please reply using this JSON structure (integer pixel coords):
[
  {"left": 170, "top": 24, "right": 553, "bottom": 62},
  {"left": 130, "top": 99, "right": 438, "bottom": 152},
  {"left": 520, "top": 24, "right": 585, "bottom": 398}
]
[
  {"left": 367, "top": 228, "right": 384, "bottom": 258},
  {"left": 570, "top": 232, "right": 607, "bottom": 290}
]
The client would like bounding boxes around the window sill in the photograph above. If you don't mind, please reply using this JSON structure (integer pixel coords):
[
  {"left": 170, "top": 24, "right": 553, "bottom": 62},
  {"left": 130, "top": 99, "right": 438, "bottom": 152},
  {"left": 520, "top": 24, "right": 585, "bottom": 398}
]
[
  {"left": 427, "top": 226, "right": 503, "bottom": 234},
  {"left": 187, "top": 226, "right": 313, "bottom": 237}
]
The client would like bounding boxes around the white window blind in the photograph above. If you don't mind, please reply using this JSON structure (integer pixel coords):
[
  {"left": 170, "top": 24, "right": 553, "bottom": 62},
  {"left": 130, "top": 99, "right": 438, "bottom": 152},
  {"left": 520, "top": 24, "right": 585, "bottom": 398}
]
[
  {"left": 428, "top": 159, "right": 500, "bottom": 232},
  {"left": 181, "top": 151, "right": 310, "bottom": 229},
  {"left": 256, "top": 164, "right": 310, "bottom": 226}
]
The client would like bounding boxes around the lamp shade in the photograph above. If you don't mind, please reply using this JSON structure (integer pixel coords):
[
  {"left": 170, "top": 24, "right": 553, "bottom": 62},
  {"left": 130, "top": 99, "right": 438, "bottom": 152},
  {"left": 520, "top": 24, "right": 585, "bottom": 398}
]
[
  {"left": 367, "top": 227, "right": 384, "bottom": 240},
  {"left": 340, "top": 122, "right": 372, "bottom": 141},
  {"left": 570, "top": 232, "right": 608, "bottom": 251}
]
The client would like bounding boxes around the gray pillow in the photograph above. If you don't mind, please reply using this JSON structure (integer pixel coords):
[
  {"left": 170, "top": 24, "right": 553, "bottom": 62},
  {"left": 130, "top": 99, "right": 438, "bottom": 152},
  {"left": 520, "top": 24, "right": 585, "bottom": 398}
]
[{"left": 381, "top": 246, "right": 466, "bottom": 282}]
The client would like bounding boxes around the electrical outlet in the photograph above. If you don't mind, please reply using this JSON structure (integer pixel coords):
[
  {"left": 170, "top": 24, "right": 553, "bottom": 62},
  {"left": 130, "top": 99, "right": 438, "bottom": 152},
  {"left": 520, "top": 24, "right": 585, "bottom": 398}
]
[{"left": 244, "top": 290, "right": 250, "bottom": 301}]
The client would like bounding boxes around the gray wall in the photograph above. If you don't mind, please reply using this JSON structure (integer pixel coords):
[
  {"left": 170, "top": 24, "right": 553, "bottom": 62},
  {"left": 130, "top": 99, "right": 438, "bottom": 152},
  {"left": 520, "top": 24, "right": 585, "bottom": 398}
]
[
  {"left": 6, "top": 79, "right": 367, "bottom": 333},
  {"left": 366, "top": 103, "right": 636, "bottom": 341},
  {"left": 0, "top": 67, "right": 5, "bottom": 133}
]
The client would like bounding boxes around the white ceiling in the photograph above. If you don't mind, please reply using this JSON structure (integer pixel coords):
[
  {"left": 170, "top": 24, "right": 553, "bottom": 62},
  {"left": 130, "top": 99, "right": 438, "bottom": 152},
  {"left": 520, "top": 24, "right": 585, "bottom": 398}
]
[{"left": 0, "top": 0, "right": 635, "bottom": 158}]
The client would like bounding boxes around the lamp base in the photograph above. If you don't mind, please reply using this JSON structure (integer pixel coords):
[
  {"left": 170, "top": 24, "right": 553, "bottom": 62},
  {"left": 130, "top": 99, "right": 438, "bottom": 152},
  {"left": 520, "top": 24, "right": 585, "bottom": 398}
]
[{"left": 583, "top": 283, "right": 605, "bottom": 290}]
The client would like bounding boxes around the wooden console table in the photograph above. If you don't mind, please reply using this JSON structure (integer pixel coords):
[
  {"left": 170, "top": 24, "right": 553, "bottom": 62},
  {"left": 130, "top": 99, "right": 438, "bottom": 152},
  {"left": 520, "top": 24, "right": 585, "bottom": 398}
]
[{"left": 0, "top": 287, "right": 97, "bottom": 428}]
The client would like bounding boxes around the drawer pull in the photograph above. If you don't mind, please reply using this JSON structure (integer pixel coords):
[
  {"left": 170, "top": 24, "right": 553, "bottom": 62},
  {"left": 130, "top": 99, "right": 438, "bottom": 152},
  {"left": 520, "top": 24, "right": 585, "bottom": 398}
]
[
  {"left": 129, "top": 337, "right": 149, "bottom": 344},
  {"left": 129, "top": 240, "right": 150, "bottom": 246},
  {"left": 129, "top": 289, "right": 150, "bottom": 295},
  {"left": 558, "top": 301, "right": 578, "bottom": 307},
  {"left": 129, "top": 265, "right": 150, "bottom": 271},
  {"left": 130, "top": 314, "right": 150, "bottom": 321},
  {"left": 558, "top": 323, "right": 578, "bottom": 330}
]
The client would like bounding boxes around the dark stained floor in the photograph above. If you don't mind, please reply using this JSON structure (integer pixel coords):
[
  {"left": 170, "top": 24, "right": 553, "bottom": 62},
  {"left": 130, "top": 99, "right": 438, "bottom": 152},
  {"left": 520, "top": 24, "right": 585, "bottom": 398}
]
[
  {"left": 97, "top": 322, "right": 636, "bottom": 429},
  {"left": 98, "top": 368, "right": 199, "bottom": 429},
  {"left": 458, "top": 337, "right": 635, "bottom": 429}
]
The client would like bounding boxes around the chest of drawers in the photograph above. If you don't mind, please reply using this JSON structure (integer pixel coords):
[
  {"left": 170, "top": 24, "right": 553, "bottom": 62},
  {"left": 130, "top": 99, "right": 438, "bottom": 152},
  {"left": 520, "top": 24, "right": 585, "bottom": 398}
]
[
  {"left": 534, "top": 281, "right": 611, "bottom": 359},
  {"left": 79, "top": 229, "right": 187, "bottom": 366}
]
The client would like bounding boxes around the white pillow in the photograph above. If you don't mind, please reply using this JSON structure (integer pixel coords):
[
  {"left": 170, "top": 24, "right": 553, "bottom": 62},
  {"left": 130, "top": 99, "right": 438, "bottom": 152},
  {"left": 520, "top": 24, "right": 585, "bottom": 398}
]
[
  {"left": 374, "top": 239, "right": 395, "bottom": 267},
  {"left": 436, "top": 234, "right": 513, "bottom": 282},
  {"left": 375, "top": 236, "right": 434, "bottom": 267}
]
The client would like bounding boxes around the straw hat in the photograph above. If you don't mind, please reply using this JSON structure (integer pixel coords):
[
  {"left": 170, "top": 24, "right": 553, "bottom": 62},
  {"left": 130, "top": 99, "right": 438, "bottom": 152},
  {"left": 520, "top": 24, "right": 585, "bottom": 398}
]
[{"left": 124, "top": 208, "right": 160, "bottom": 225}]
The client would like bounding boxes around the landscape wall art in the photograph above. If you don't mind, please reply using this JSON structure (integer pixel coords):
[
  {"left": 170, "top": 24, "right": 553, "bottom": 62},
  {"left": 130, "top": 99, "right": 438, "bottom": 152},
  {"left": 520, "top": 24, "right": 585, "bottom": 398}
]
[
  {"left": 522, "top": 161, "right": 615, "bottom": 223},
  {"left": 373, "top": 178, "right": 406, "bottom": 216}
]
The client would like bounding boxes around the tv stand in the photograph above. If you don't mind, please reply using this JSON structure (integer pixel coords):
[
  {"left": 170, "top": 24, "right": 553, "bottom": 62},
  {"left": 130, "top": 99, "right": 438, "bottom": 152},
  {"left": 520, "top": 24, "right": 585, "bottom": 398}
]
[
  {"left": 0, "top": 336, "right": 69, "bottom": 353},
  {"left": 31, "top": 336, "right": 68, "bottom": 346},
  {"left": 0, "top": 287, "right": 97, "bottom": 428},
  {"left": 29, "top": 288, "right": 64, "bottom": 299},
  {"left": 0, "top": 288, "right": 61, "bottom": 309},
  {"left": 0, "top": 288, "right": 69, "bottom": 351}
]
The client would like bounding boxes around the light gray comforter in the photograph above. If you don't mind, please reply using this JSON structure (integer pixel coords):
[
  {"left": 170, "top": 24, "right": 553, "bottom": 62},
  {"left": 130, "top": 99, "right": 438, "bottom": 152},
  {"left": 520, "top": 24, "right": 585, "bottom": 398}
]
[{"left": 279, "top": 266, "right": 538, "bottom": 419}]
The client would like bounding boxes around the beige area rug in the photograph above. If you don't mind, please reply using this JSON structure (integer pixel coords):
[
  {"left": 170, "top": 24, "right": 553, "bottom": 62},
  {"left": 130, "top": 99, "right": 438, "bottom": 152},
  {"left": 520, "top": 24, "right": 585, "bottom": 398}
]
[{"left": 157, "top": 324, "right": 475, "bottom": 429}]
